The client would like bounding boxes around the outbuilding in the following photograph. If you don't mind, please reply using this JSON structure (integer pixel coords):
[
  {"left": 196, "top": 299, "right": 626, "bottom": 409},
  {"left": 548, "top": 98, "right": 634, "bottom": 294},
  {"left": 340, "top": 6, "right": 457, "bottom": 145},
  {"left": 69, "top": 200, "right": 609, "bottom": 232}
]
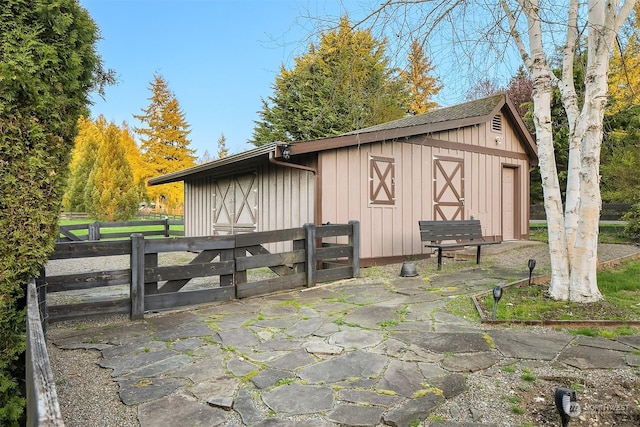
[{"left": 149, "top": 93, "right": 537, "bottom": 264}]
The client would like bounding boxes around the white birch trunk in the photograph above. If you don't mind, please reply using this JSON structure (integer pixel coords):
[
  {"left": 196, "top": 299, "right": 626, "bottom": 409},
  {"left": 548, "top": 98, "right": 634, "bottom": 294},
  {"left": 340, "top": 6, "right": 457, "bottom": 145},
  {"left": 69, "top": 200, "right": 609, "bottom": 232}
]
[
  {"left": 566, "top": 0, "right": 620, "bottom": 302},
  {"left": 519, "top": 0, "right": 571, "bottom": 298},
  {"left": 517, "top": 0, "right": 635, "bottom": 301},
  {"left": 558, "top": 0, "right": 582, "bottom": 261}
]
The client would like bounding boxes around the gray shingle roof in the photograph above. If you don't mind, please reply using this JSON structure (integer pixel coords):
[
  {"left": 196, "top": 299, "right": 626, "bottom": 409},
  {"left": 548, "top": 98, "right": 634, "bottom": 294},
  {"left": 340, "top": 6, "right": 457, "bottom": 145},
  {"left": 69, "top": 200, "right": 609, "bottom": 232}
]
[{"left": 343, "top": 94, "right": 503, "bottom": 135}]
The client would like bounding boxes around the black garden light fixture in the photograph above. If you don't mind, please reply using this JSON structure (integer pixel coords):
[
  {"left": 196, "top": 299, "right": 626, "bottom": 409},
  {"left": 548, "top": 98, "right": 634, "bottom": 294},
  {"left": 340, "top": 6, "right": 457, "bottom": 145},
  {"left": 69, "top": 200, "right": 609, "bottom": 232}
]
[
  {"left": 492, "top": 285, "right": 503, "bottom": 320},
  {"left": 528, "top": 258, "right": 536, "bottom": 286},
  {"left": 555, "top": 387, "right": 580, "bottom": 427},
  {"left": 280, "top": 143, "right": 291, "bottom": 160}
]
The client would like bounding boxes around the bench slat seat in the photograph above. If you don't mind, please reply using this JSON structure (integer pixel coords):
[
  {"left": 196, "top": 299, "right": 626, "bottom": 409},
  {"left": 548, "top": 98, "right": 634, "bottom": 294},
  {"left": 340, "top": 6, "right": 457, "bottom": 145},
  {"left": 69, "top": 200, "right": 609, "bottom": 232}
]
[{"left": 418, "top": 220, "right": 501, "bottom": 270}]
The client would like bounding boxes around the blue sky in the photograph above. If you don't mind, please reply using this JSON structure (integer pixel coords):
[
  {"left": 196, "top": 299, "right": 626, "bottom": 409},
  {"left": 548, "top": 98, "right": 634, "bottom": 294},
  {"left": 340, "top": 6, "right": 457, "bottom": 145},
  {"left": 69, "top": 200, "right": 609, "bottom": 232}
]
[
  {"left": 82, "top": 0, "right": 365, "bottom": 158},
  {"left": 81, "top": 0, "right": 518, "bottom": 159}
]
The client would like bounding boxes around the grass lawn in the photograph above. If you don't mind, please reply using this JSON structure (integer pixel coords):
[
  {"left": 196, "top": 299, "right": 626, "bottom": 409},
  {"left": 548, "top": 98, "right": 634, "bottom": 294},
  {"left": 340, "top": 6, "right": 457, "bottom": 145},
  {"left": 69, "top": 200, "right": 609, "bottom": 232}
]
[
  {"left": 473, "top": 260, "right": 640, "bottom": 324},
  {"left": 58, "top": 218, "right": 184, "bottom": 238},
  {"left": 529, "top": 223, "right": 630, "bottom": 243}
]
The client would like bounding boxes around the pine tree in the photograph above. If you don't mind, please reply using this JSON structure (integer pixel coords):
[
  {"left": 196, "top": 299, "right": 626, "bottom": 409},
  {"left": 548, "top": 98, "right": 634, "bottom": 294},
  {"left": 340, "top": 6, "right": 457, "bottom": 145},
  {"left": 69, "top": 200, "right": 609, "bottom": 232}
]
[
  {"left": 198, "top": 149, "right": 215, "bottom": 164},
  {"left": 134, "top": 73, "right": 195, "bottom": 211},
  {"left": 217, "top": 133, "right": 229, "bottom": 159},
  {"left": 85, "top": 122, "right": 139, "bottom": 221},
  {"left": 401, "top": 39, "right": 441, "bottom": 115},
  {"left": 252, "top": 16, "right": 410, "bottom": 145}
]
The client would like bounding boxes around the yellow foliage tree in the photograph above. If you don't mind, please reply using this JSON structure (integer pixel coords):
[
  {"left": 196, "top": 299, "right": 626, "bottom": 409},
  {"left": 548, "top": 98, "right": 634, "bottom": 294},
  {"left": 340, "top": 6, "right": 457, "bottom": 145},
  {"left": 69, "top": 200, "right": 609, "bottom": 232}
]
[
  {"left": 400, "top": 39, "right": 442, "bottom": 115},
  {"left": 120, "top": 122, "right": 147, "bottom": 202},
  {"left": 134, "top": 73, "right": 195, "bottom": 213},
  {"left": 608, "top": 3, "right": 640, "bottom": 113},
  {"left": 63, "top": 116, "right": 102, "bottom": 212}
]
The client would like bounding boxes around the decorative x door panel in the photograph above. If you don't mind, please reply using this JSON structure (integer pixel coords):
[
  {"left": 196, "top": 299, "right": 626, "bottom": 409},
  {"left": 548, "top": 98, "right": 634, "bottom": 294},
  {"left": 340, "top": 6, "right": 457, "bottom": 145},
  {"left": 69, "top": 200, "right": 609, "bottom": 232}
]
[
  {"left": 369, "top": 155, "right": 395, "bottom": 205},
  {"left": 212, "top": 174, "right": 257, "bottom": 235},
  {"left": 433, "top": 157, "right": 464, "bottom": 220}
]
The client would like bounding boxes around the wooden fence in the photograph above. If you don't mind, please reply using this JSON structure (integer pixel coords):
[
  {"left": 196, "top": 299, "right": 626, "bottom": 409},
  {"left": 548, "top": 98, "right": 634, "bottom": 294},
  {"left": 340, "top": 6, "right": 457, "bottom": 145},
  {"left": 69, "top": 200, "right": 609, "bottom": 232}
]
[
  {"left": 26, "top": 279, "right": 64, "bottom": 426},
  {"left": 44, "top": 221, "right": 360, "bottom": 322},
  {"left": 530, "top": 203, "right": 633, "bottom": 221},
  {"left": 57, "top": 218, "right": 184, "bottom": 242}
]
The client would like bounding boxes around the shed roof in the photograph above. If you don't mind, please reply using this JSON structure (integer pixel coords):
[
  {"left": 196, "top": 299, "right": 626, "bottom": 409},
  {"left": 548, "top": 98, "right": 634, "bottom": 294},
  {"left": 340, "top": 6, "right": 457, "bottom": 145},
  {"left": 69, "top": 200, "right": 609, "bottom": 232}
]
[
  {"left": 149, "top": 93, "right": 536, "bottom": 186},
  {"left": 344, "top": 93, "right": 506, "bottom": 135}
]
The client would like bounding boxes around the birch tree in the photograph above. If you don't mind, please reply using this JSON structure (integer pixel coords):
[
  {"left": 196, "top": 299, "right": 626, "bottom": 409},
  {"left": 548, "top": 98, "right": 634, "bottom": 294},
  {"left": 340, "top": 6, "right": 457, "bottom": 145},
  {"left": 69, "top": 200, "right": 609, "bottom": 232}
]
[{"left": 358, "top": 0, "right": 636, "bottom": 302}]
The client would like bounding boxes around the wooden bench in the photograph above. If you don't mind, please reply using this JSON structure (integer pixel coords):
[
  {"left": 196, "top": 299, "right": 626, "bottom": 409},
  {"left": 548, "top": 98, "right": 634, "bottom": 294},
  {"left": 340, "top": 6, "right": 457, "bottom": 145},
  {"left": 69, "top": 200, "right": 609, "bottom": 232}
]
[{"left": 418, "top": 219, "right": 501, "bottom": 270}]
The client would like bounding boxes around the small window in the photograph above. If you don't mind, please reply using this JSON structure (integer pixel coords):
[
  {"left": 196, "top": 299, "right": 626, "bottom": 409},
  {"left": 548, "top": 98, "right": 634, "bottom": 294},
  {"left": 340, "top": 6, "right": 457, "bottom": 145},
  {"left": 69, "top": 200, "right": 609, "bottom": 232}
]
[
  {"left": 369, "top": 155, "right": 395, "bottom": 205},
  {"left": 492, "top": 114, "right": 503, "bottom": 132}
]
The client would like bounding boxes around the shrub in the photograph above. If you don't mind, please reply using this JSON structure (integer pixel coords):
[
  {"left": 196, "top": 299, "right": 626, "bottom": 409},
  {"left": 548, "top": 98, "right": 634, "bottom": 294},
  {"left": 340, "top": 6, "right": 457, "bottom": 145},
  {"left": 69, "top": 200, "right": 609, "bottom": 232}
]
[
  {"left": 622, "top": 203, "right": 640, "bottom": 242},
  {"left": 0, "top": 1, "right": 111, "bottom": 423}
]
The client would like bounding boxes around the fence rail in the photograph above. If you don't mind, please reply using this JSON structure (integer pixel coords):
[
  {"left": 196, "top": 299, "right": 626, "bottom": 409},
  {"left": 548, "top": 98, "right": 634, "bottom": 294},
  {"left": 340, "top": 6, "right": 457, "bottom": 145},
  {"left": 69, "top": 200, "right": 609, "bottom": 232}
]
[
  {"left": 530, "top": 203, "right": 633, "bottom": 221},
  {"left": 26, "top": 279, "right": 64, "bottom": 426},
  {"left": 44, "top": 221, "right": 360, "bottom": 322},
  {"left": 57, "top": 218, "right": 184, "bottom": 242}
]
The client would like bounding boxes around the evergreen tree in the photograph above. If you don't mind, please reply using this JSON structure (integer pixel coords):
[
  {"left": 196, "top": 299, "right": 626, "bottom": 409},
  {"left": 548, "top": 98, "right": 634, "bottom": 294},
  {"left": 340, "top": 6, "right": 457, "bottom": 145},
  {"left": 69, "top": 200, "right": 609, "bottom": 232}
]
[
  {"left": 63, "top": 116, "right": 102, "bottom": 211},
  {"left": 401, "top": 39, "right": 441, "bottom": 115},
  {"left": 217, "top": 133, "right": 229, "bottom": 159},
  {"left": 134, "top": 73, "right": 195, "bottom": 211},
  {"left": 252, "top": 16, "right": 410, "bottom": 145},
  {"left": 198, "top": 149, "right": 215, "bottom": 164},
  {"left": 119, "top": 122, "right": 147, "bottom": 202},
  {"left": 86, "top": 122, "right": 139, "bottom": 221},
  {"left": 0, "top": 0, "right": 111, "bottom": 422}
]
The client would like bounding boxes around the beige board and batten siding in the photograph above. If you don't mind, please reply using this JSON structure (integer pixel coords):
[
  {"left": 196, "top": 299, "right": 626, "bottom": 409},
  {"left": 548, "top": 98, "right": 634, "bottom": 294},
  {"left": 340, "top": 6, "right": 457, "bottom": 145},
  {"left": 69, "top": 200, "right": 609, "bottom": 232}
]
[
  {"left": 184, "top": 176, "right": 214, "bottom": 237},
  {"left": 257, "top": 163, "right": 315, "bottom": 253},
  {"left": 183, "top": 164, "right": 315, "bottom": 253},
  {"left": 318, "top": 119, "right": 530, "bottom": 260}
]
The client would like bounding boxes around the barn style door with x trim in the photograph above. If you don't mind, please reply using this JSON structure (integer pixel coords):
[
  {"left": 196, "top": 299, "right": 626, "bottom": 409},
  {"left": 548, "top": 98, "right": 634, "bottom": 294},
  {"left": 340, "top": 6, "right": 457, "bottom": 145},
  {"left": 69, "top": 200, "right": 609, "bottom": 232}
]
[
  {"left": 369, "top": 155, "right": 395, "bottom": 205},
  {"left": 433, "top": 156, "right": 465, "bottom": 220},
  {"left": 212, "top": 174, "right": 257, "bottom": 235}
]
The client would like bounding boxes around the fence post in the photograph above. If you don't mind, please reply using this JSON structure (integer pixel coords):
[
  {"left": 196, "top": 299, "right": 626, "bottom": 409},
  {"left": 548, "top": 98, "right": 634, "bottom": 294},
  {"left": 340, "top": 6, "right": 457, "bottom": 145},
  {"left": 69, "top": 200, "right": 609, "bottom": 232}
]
[
  {"left": 163, "top": 216, "right": 170, "bottom": 237},
  {"left": 88, "top": 221, "right": 100, "bottom": 241},
  {"left": 304, "top": 223, "right": 317, "bottom": 287},
  {"left": 130, "top": 233, "right": 145, "bottom": 320},
  {"left": 348, "top": 220, "right": 360, "bottom": 278}
]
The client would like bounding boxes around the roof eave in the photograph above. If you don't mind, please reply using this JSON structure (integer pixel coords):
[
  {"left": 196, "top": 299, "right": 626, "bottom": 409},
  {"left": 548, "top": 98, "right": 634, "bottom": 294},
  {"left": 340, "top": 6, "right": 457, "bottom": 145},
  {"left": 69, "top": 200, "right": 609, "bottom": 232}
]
[{"left": 148, "top": 143, "right": 277, "bottom": 185}]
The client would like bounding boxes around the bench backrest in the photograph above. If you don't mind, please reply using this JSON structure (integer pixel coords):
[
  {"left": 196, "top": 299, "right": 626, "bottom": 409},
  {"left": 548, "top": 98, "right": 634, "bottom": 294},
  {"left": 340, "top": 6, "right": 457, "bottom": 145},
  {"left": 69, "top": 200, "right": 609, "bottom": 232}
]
[{"left": 418, "top": 219, "right": 484, "bottom": 242}]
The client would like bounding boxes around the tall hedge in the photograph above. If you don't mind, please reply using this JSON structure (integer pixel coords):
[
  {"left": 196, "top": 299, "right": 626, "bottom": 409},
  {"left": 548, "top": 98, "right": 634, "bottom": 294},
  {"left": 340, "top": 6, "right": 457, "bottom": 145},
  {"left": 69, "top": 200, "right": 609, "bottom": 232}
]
[{"left": 0, "top": 1, "right": 109, "bottom": 423}]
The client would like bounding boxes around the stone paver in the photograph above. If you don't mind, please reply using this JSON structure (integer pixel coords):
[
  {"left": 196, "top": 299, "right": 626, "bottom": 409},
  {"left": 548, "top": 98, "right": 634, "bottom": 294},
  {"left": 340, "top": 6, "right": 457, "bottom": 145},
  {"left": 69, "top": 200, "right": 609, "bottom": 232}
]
[
  {"left": 48, "top": 249, "right": 640, "bottom": 426},
  {"left": 262, "top": 383, "right": 334, "bottom": 415},
  {"left": 138, "top": 394, "right": 230, "bottom": 427},
  {"left": 489, "top": 330, "right": 572, "bottom": 360}
]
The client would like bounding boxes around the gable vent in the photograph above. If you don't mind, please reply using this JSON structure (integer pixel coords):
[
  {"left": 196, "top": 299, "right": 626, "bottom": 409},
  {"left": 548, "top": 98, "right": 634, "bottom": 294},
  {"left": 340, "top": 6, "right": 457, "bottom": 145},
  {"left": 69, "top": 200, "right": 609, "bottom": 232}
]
[{"left": 492, "top": 114, "right": 502, "bottom": 132}]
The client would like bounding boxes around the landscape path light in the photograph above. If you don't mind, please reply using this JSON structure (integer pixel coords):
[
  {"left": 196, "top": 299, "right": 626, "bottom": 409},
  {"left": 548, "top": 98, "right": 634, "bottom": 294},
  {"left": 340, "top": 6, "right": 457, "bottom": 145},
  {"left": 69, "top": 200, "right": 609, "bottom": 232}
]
[
  {"left": 492, "top": 285, "right": 503, "bottom": 320},
  {"left": 527, "top": 258, "right": 536, "bottom": 286},
  {"left": 528, "top": 258, "right": 536, "bottom": 286},
  {"left": 554, "top": 387, "right": 580, "bottom": 427}
]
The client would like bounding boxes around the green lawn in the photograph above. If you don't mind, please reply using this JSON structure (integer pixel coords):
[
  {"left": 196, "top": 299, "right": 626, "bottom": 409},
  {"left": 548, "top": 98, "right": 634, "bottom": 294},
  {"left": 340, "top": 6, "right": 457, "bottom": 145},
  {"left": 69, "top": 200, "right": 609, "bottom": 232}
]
[
  {"left": 58, "top": 218, "right": 184, "bottom": 238},
  {"left": 529, "top": 223, "right": 630, "bottom": 244},
  {"left": 475, "top": 260, "right": 640, "bottom": 323}
]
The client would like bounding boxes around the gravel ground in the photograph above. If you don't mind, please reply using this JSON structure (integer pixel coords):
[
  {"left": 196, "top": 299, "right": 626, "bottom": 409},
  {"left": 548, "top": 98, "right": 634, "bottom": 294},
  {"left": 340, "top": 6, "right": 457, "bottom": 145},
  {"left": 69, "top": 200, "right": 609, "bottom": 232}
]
[
  {"left": 46, "top": 242, "right": 640, "bottom": 426},
  {"left": 48, "top": 343, "right": 139, "bottom": 427}
]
